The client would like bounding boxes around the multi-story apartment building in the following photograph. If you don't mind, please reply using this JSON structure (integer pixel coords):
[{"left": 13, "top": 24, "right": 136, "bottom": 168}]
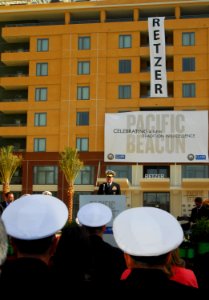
[{"left": 0, "top": 0, "right": 209, "bottom": 218}]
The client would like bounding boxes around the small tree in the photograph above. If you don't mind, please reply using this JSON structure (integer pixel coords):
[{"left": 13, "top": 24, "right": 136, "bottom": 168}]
[
  {"left": 0, "top": 145, "right": 22, "bottom": 199},
  {"left": 59, "top": 147, "right": 83, "bottom": 223}
]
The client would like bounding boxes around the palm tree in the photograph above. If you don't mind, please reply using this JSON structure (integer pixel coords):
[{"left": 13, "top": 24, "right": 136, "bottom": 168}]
[
  {"left": 59, "top": 147, "right": 83, "bottom": 223},
  {"left": 0, "top": 145, "right": 22, "bottom": 200}
]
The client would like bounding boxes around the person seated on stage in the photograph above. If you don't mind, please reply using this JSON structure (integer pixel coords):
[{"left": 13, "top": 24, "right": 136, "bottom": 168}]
[{"left": 97, "top": 170, "right": 121, "bottom": 195}]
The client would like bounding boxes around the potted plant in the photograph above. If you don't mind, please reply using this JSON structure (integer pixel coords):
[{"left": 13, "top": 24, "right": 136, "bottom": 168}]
[{"left": 190, "top": 217, "right": 209, "bottom": 255}]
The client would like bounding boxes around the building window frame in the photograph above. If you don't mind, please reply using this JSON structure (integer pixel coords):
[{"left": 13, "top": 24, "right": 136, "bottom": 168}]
[
  {"left": 143, "top": 192, "right": 170, "bottom": 212},
  {"left": 182, "top": 165, "right": 209, "bottom": 178},
  {"left": 76, "top": 137, "right": 89, "bottom": 151},
  {"left": 35, "top": 88, "right": 48, "bottom": 101},
  {"left": 34, "top": 138, "right": 46, "bottom": 152},
  {"left": 182, "top": 57, "right": 195, "bottom": 71},
  {"left": 77, "top": 86, "right": 90, "bottom": 100},
  {"left": 119, "top": 59, "right": 132, "bottom": 73},
  {"left": 75, "top": 165, "right": 94, "bottom": 185},
  {"left": 119, "top": 34, "right": 132, "bottom": 48},
  {"left": 143, "top": 166, "right": 170, "bottom": 178},
  {"left": 36, "top": 63, "right": 48, "bottom": 76},
  {"left": 118, "top": 85, "right": 132, "bottom": 99},
  {"left": 107, "top": 165, "right": 132, "bottom": 183},
  {"left": 76, "top": 112, "right": 89, "bottom": 126},
  {"left": 182, "top": 83, "right": 196, "bottom": 97},
  {"left": 37, "top": 38, "right": 49, "bottom": 52},
  {"left": 78, "top": 36, "right": 91, "bottom": 50},
  {"left": 78, "top": 61, "right": 90, "bottom": 75},
  {"left": 33, "top": 165, "right": 58, "bottom": 185},
  {"left": 34, "top": 113, "right": 47, "bottom": 126},
  {"left": 182, "top": 32, "right": 195, "bottom": 46}
]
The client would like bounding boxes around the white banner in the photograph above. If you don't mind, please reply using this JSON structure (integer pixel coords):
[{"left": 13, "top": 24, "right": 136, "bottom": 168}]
[
  {"left": 104, "top": 111, "right": 208, "bottom": 163},
  {"left": 148, "top": 17, "right": 168, "bottom": 97}
]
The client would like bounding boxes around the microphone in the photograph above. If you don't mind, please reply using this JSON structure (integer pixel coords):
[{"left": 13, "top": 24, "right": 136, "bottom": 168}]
[{"left": 103, "top": 184, "right": 105, "bottom": 194}]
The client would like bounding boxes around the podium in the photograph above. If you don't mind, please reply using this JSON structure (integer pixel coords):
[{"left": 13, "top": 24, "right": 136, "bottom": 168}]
[{"left": 79, "top": 195, "right": 127, "bottom": 247}]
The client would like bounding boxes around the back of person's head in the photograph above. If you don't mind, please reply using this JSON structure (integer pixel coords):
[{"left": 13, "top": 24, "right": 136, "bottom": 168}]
[
  {"left": 113, "top": 207, "right": 184, "bottom": 266},
  {"left": 4, "top": 192, "right": 14, "bottom": 203},
  {"left": 195, "top": 197, "right": 202, "bottom": 205},
  {"left": 1, "top": 194, "right": 68, "bottom": 255},
  {"left": 53, "top": 223, "right": 93, "bottom": 270},
  {"left": 203, "top": 199, "right": 209, "bottom": 208},
  {"left": 164, "top": 248, "right": 185, "bottom": 277},
  {"left": 0, "top": 217, "right": 8, "bottom": 265},
  {"left": 77, "top": 202, "right": 112, "bottom": 233}
]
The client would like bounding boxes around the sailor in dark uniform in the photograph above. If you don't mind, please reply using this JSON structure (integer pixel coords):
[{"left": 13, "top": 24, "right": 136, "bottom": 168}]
[
  {"left": 97, "top": 170, "right": 121, "bottom": 195},
  {"left": 77, "top": 202, "right": 126, "bottom": 288}
]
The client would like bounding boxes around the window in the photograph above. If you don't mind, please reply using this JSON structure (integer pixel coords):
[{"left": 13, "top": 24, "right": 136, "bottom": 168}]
[
  {"left": 34, "top": 113, "right": 47, "bottom": 126},
  {"left": 119, "top": 35, "right": 132, "bottom": 48},
  {"left": 75, "top": 165, "right": 94, "bottom": 185},
  {"left": 76, "top": 112, "right": 89, "bottom": 126},
  {"left": 118, "top": 85, "right": 131, "bottom": 99},
  {"left": 77, "top": 86, "right": 90, "bottom": 100},
  {"left": 11, "top": 168, "right": 22, "bottom": 184},
  {"left": 107, "top": 165, "right": 132, "bottom": 183},
  {"left": 182, "top": 83, "right": 196, "bottom": 97},
  {"left": 35, "top": 88, "right": 48, "bottom": 101},
  {"left": 182, "top": 32, "right": 195, "bottom": 46},
  {"left": 76, "top": 137, "right": 89, "bottom": 151},
  {"left": 182, "top": 165, "right": 208, "bottom": 178},
  {"left": 78, "top": 36, "right": 90, "bottom": 50},
  {"left": 34, "top": 138, "right": 46, "bottom": 152},
  {"left": 33, "top": 165, "right": 58, "bottom": 184},
  {"left": 78, "top": 61, "right": 90, "bottom": 75},
  {"left": 36, "top": 63, "right": 48, "bottom": 76},
  {"left": 143, "top": 192, "right": 170, "bottom": 212},
  {"left": 182, "top": 58, "right": 195, "bottom": 71},
  {"left": 37, "top": 38, "right": 49, "bottom": 52},
  {"left": 144, "top": 166, "right": 170, "bottom": 178},
  {"left": 119, "top": 60, "right": 131, "bottom": 73}
]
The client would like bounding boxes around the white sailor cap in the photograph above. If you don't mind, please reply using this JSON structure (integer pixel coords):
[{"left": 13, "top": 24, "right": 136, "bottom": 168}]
[
  {"left": 77, "top": 202, "right": 112, "bottom": 227},
  {"left": 2, "top": 194, "right": 68, "bottom": 240},
  {"left": 42, "top": 191, "right": 52, "bottom": 196},
  {"left": 105, "top": 170, "right": 116, "bottom": 177},
  {"left": 113, "top": 207, "right": 183, "bottom": 256}
]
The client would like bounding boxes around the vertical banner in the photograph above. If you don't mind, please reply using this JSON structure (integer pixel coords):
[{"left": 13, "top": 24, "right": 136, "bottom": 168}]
[{"left": 148, "top": 17, "right": 168, "bottom": 97}]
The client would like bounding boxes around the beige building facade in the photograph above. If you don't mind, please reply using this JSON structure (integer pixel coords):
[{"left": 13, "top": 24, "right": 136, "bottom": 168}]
[{"left": 0, "top": 0, "right": 209, "bottom": 218}]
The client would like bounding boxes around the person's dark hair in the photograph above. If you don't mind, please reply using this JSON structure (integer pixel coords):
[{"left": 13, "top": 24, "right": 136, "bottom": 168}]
[
  {"left": 130, "top": 253, "right": 168, "bottom": 265},
  {"left": 5, "top": 192, "right": 14, "bottom": 198},
  {"left": 52, "top": 223, "right": 94, "bottom": 285},
  {"left": 83, "top": 225, "right": 104, "bottom": 235},
  {"left": 12, "top": 235, "right": 54, "bottom": 255},
  {"left": 195, "top": 197, "right": 202, "bottom": 204},
  {"left": 164, "top": 248, "right": 185, "bottom": 277}
]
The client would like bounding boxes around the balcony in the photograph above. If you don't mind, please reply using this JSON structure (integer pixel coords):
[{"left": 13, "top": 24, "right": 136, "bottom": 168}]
[
  {"left": 0, "top": 88, "right": 28, "bottom": 103},
  {"left": 0, "top": 137, "right": 26, "bottom": 152},
  {"left": 0, "top": 112, "right": 27, "bottom": 127},
  {"left": 140, "top": 178, "right": 170, "bottom": 191},
  {"left": 182, "top": 179, "right": 209, "bottom": 190}
]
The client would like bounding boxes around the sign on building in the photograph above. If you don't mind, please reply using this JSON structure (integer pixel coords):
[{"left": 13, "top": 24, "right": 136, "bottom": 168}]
[
  {"left": 148, "top": 17, "right": 168, "bottom": 97},
  {"left": 104, "top": 110, "right": 208, "bottom": 163}
]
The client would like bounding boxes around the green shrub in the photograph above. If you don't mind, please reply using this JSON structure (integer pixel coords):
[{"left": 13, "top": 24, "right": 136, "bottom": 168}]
[{"left": 191, "top": 217, "right": 209, "bottom": 243}]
